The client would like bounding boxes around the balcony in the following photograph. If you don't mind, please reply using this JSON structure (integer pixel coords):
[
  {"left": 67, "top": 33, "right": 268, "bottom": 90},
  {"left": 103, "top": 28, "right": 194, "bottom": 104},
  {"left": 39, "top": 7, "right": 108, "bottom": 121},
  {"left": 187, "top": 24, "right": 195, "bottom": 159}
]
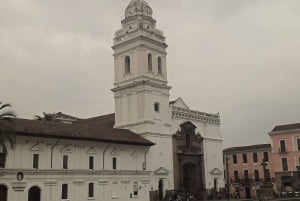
[
  {"left": 279, "top": 147, "right": 287, "bottom": 154},
  {"left": 240, "top": 178, "right": 252, "bottom": 185},
  {"left": 230, "top": 178, "right": 240, "bottom": 183}
]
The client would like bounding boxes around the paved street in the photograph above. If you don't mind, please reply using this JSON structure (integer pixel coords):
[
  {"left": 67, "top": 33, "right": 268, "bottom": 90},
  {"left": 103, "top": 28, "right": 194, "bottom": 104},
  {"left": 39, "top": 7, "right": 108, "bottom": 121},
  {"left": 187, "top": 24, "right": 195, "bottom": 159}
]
[{"left": 206, "top": 199, "right": 300, "bottom": 201}]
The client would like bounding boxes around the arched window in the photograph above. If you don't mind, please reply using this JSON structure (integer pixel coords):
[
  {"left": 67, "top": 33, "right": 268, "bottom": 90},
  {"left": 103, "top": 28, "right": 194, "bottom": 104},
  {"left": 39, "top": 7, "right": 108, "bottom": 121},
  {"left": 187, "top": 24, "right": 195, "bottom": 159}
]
[
  {"left": 158, "top": 57, "right": 162, "bottom": 75},
  {"left": 28, "top": 186, "right": 41, "bottom": 201},
  {"left": 125, "top": 56, "right": 131, "bottom": 74},
  {"left": 0, "top": 185, "right": 7, "bottom": 201},
  {"left": 88, "top": 183, "right": 94, "bottom": 198},
  {"left": 148, "top": 53, "right": 152, "bottom": 71}
]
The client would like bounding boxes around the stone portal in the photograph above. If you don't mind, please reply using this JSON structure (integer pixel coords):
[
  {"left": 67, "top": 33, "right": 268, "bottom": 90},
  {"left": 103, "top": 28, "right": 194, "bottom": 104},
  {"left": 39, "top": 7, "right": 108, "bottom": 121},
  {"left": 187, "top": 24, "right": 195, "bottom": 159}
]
[{"left": 173, "top": 121, "right": 206, "bottom": 200}]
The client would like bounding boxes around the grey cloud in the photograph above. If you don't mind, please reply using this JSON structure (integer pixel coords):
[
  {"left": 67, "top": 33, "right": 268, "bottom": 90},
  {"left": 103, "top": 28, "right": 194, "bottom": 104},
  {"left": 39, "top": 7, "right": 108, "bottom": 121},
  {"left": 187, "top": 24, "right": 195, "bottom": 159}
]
[{"left": 1, "top": 0, "right": 300, "bottom": 148}]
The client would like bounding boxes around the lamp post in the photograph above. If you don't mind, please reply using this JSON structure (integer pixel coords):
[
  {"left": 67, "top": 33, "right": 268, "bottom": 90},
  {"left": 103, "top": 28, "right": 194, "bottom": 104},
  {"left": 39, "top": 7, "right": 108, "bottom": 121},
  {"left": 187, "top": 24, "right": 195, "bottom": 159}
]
[
  {"left": 261, "top": 159, "right": 268, "bottom": 184},
  {"left": 225, "top": 156, "right": 231, "bottom": 200}
]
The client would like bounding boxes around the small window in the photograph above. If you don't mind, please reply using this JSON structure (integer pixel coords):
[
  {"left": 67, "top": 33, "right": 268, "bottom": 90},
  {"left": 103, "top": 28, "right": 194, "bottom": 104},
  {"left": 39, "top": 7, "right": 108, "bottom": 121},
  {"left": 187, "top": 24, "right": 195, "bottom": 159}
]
[
  {"left": 112, "top": 157, "right": 117, "bottom": 170},
  {"left": 282, "top": 158, "right": 288, "bottom": 171},
  {"left": 148, "top": 53, "right": 152, "bottom": 71},
  {"left": 265, "top": 169, "right": 271, "bottom": 181},
  {"left": 125, "top": 56, "right": 131, "bottom": 74},
  {"left": 142, "top": 162, "right": 146, "bottom": 170},
  {"left": 154, "top": 102, "right": 160, "bottom": 112},
  {"left": 33, "top": 154, "right": 39, "bottom": 169},
  {"left": 88, "top": 183, "right": 94, "bottom": 198},
  {"left": 157, "top": 57, "right": 162, "bottom": 75},
  {"left": 234, "top": 170, "right": 239, "bottom": 182},
  {"left": 263, "top": 152, "right": 269, "bottom": 162},
  {"left": 63, "top": 155, "right": 68, "bottom": 169},
  {"left": 89, "top": 156, "right": 94, "bottom": 170},
  {"left": 62, "top": 184, "right": 68, "bottom": 199},
  {"left": 254, "top": 169, "right": 259, "bottom": 182},
  {"left": 232, "top": 154, "right": 237, "bottom": 164},
  {"left": 244, "top": 170, "right": 249, "bottom": 180},
  {"left": 297, "top": 139, "right": 300, "bottom": 151},
  {"left": 253, "top": 152, "right": 258, "bottom": 163},
  {"left": 280, "top": 140, "right": 286, "bottom": 152},
  {"left": 243, "top": 153, "right": 247, "bottom": 163}
]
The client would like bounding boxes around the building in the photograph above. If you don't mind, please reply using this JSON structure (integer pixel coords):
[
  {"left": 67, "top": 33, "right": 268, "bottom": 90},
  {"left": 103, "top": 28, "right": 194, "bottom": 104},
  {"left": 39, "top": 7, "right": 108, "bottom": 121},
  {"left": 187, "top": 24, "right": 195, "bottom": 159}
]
[
  {"left": 223, "top": 144, "right": 274, "bottom": 199},
  {"left": 269, "top": 122, "right": 300, "bottom": 194},
  {"left": 0, "top": 0, "right": 224, "bottom": 201}
]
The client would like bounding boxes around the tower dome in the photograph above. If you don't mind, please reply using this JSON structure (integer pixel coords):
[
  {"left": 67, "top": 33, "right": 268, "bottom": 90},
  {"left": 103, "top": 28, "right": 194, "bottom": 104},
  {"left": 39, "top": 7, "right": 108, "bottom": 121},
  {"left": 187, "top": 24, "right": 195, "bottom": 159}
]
[{"left": 125, "top": 0, "right": 153, "bottom": 18}]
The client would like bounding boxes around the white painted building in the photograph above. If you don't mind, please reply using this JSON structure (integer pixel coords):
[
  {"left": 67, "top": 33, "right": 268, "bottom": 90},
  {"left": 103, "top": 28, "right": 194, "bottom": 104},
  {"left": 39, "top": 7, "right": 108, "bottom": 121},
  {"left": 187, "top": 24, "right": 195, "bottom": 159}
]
[{"left": 0, "top": 0, "right": 224, "bottom": 201}]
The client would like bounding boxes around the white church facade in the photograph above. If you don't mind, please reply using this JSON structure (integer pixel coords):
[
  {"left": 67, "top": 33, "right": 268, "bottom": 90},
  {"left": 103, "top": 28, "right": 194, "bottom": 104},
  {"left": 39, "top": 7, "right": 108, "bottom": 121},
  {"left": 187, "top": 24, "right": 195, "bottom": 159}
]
[{"left": 0, "top": 1, "right": 224, "bottom": 201}]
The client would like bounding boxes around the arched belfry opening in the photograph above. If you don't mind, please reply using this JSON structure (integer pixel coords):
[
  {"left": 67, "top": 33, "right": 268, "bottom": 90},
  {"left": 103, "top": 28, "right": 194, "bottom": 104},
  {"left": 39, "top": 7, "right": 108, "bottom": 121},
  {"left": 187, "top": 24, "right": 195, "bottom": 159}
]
[
  {"left": 28, "top": 186, "right": 41, "bottom": 201},
  {"left": 148, "top": 53, "right": 152, "bottom": 71},
  {"left": 125, "top": 56, "right": 130, "bottom": 74},
  {"left": 157, "top": 56, "right": 162, "bottom": 75},
  {"left": 172, "top": 121, "right": 205, "bottom": 200}
]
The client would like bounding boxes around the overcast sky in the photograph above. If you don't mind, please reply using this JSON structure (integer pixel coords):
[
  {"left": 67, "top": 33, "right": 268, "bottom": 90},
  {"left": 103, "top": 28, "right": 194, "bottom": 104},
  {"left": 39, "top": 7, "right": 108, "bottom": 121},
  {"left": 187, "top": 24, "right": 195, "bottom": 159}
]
[{"left": 1, "top": 0, "right": 300, "bottom": 148}]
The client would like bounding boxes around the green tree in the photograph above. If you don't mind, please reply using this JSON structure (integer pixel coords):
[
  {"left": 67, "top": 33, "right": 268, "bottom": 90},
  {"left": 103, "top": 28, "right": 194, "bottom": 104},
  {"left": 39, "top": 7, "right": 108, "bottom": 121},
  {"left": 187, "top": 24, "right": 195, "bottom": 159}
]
[{"left": 0, "top": 102, "right": 16, "bottom": 148}]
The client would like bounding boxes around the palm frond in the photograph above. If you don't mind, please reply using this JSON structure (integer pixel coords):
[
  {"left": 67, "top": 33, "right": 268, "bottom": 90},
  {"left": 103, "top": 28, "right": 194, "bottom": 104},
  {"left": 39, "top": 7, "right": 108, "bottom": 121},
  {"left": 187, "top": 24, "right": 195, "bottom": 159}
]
[
  {"left": 0, "top": 111, "right": 16, "bottom": 118},
  {"left": 0, "top": 103, "right": 11, "bottom": 110}
]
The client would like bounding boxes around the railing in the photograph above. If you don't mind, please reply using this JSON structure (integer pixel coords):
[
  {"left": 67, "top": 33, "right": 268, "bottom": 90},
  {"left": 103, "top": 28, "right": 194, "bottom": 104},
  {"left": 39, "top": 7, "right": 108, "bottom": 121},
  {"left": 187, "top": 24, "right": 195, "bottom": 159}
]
[{"left": 279, "top": 147, "right": 287, "bottom": 153}]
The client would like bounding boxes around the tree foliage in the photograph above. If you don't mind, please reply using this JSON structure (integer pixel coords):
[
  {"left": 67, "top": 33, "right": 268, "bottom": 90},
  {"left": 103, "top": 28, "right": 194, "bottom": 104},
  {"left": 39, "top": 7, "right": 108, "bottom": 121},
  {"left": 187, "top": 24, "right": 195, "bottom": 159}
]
[{"left": 34, "top": 112, "right": 58, "bottom": 122}]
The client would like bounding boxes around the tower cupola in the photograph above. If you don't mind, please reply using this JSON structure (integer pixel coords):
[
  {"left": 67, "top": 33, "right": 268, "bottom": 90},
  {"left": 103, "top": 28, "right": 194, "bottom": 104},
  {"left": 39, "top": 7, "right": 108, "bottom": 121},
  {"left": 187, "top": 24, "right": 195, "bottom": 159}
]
[{"left": 125, "top": 0, "right": 153, "bottom": 18}]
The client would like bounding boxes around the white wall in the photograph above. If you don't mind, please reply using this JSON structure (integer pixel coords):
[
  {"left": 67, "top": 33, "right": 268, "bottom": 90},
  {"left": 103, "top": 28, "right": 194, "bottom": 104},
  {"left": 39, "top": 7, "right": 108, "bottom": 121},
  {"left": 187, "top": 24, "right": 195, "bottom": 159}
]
[
  {"left": 170, "top": 110, "right": 225, "bottom": 190},
  {"left": 1, "top": 136, "right": 152, "bottom": 201}
]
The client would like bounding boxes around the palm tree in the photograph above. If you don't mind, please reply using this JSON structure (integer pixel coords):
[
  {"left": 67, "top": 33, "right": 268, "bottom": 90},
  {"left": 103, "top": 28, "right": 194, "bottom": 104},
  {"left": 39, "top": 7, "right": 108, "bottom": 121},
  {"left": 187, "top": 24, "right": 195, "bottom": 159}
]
[
  {"left": 34, "top": 112, "right": 57, "bottom": 122},
  {"left": 0, "top": 102, "right": 16, "bottom": 148}
]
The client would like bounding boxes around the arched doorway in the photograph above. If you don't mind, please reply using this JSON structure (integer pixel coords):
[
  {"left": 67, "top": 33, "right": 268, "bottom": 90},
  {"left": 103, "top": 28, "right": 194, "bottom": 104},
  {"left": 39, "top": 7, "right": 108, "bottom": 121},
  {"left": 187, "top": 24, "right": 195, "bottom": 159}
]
[
  {"left": 182, "top": 162, "right": 197, "bottom": 194},
  {"left": 28, "top": 186, "right": 41, "bottom": 201},
  {"left": 158, "top": 179, "right": 164, "bottom": 200},
  {"left": 0, "top": 185, "right": 8, "bottom": 201}
]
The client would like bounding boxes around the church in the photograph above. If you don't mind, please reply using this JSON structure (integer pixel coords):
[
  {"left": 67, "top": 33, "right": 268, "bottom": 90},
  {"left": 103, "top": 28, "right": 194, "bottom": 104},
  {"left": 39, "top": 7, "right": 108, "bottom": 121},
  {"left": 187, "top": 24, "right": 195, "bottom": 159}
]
[{"left": 0, "top": 1, "right": 224, "bottom": 201}]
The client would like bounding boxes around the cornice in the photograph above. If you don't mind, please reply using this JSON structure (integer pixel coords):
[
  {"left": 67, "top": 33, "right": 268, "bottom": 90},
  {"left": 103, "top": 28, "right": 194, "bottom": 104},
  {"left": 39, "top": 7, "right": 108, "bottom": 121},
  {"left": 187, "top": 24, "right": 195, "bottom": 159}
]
[
  {"left": 121, "top": 15, "right": 156, "bottom": 25},
  {"left": 112, "top": 79, "right": 171, "bottom": 93},
  {"left": 0, "top": 169, "right": 152, "bottom": 176},
  {"left": 114, "top": 119, "right": 156, "bottom": 129},
  {"left": 269, "top": 129, "right": 300, "bottom": 136},
  {"left": 114, "top": 74, "right": 168, "bottom": 86},
  {"left": 112, "top": 35, "right": 167, "bottom": 51},
  {"left": 203, "top": 137, "right": 223, "bottom": 142},
  {"left": 171, "top": 106, "right": 220, "bottom": 125}
]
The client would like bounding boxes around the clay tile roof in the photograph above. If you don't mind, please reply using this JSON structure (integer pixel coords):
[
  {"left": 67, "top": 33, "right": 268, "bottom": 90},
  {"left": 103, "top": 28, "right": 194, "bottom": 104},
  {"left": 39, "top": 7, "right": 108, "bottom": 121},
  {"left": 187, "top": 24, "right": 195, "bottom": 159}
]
[
  {"left": 223, "top": 143, "right": 271, "bottom": 153},
  {"left": 271, "top": 123, "right": 300, "bottom": 132},
  {"left": 14, "top": 113, "right": 154, "bottom": 146}
]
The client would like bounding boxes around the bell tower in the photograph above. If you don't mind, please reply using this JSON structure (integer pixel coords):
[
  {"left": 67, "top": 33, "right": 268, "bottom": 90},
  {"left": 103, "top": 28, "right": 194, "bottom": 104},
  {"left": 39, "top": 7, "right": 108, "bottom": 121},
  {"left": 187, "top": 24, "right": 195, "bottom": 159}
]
[{"left": 112, "top": 0, "right": 171, "bottom": 134}]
